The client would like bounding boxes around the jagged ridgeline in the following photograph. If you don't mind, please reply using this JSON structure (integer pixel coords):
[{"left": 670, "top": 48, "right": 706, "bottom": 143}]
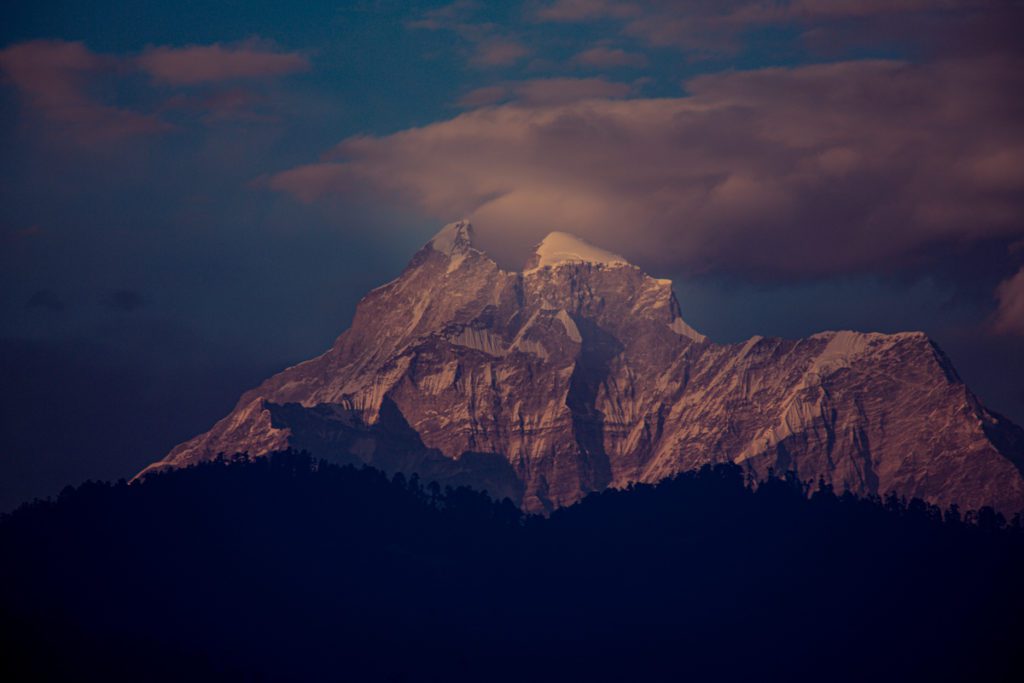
[
  {"left": 138, "top": 221, "right": 1024, "bottom": 514},
  {"left": 3, "top": 453, "right": 1023, "bottom": 681}
]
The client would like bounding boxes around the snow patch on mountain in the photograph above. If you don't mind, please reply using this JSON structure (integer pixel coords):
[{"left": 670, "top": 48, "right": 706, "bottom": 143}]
[
  {"left": 529, "top": 232, "right": 629, "bottom": 270},
  {"left": 556, "top": 309, "right": 582, "bottom": 343},
  {"left": 670, "top": 317, "right": 706, "bottom": 343},
  {"left": 430, "top": 219, "right": 475, "bottom": 256},
  {"left": 808, "top": 330, "right": 928, "bottom": 376}
]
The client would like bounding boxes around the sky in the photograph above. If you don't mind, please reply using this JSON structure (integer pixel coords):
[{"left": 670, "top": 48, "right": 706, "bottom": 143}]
[{"left": 1, "top": 0, "right": 1023, "bottom": 511}]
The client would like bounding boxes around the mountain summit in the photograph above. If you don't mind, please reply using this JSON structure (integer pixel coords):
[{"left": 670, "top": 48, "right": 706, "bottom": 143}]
[
  {"left": 526, "top": 231, "right": 629, "bottom": 270},
  {"left": 139, "top": 222, "right": 1024, "bottom": 513}
]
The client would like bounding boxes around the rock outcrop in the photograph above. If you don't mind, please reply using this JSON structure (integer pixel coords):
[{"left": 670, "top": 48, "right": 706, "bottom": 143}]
[{"left": 139, "top": 221, "right": 1024, "bottom": 514}]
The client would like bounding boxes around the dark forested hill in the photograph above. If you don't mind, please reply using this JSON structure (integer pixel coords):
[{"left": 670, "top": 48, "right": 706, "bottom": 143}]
[{"left": 2, "top": 452, "right": 1022, "bottom": 682}]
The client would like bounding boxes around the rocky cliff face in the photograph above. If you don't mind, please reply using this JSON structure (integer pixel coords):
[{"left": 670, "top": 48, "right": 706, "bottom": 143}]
[{"left": 139, "top": 221, "right": 1024, "bottom": 514}]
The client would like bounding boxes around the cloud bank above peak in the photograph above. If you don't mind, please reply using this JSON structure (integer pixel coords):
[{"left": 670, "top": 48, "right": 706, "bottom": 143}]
[{"left": 267, "top": 56, "right": 1024, "bottom": 281}]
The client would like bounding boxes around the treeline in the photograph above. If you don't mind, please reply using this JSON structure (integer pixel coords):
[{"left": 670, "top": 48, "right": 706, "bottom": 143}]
[{"left": 2, "top": 452, "right": 1022, "bottom": 681}]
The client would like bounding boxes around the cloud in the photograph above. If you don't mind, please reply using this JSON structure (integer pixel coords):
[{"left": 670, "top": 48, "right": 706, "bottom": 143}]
[
  {"left": 537, "top": 0, "right": 999, "bottom": 25},
  {"left": 0, "top": 40, "right": 170, "bottom": 143},
  {"left": 994, "top": 268, "right": 1024, "bottom": 337},
  {"left": 25, "top": 289, "right": 65, "bottom": 312},
  {"left": 458, "top": 77, "right": 633, "bottom": 107},
  {"left": 572, "top": 46, "right": 648, "bottom": 68},
  {"left": 267, "top": 56, "right": 1024, "bottom": 280},
  {"left": 407, "top": 1, "right": 480, "bottom": 24},
  {"left": 104, "top": 290, "right": 146, "bottom": 312},
  {"left": 138, "top": 41, "right": 310, "bottom": 85},
  {"left": 535, "top": 0, "right": 1018, "bottom": 59},
  {"left": 408, "top": 2, "right": 531, "bottom": 68},
  {"left": 729, "top": 0, "right": 996, "bottom": 22},
  {"left": 456, "top": 85, "right": 510, "bottom": 108},
  {"left": 161, "top": 88, "right": 278, "bottom": 124},
  {"left": 3, "top": 225, "right": 43, "bottom": 244},
  {"left": 0, "top": 39, "right": 309, "bottom": 144},
  {"left": 470, "top": 38, "right": 531, "bottom": 67},
  {"left": 535, "top": 0, "right": 641, "bottom": 22}
]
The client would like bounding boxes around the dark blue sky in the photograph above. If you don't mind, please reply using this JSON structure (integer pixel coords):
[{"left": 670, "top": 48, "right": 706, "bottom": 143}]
[{"left": 2, "top": 0, "right": 1023, "bottom": 511}]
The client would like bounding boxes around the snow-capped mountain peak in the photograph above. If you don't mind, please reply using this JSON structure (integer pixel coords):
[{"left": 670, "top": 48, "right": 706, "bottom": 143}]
[
  {"left": 430, "top": 219, "right": 476, "bottom": 256},
  {"left": 527, "top": 231, "right": 629, "bottom": 270}
]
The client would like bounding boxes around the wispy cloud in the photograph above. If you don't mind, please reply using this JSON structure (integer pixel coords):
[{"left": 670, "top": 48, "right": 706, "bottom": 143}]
[
  {"left": 103, "top": 289, "right": 146, "bottom": 312},
  {"left": 534, "top": 0, "right": 641, "bottom": 22},
  {"left": 0, "top": 39, "right": 310, "bottom": 144},
  {"left": 137, "top": 40, "right": 310, "bottom": 85},
  {"left": 408, "top": 1, "right": 532, "bottom": 68},
  {"left": 535, "top": 0, "right": 1017, "bottom": 59},
  {"left": 470, "top": 38, "right": 531, "bottom": 67},
  {"left": 0, "top": 40, "right": 170, "bottom": 143},
  {"left": 571, "top": 46, "right": 648, "bottom": 68},
  {"left": 25, "top": 289, "right": 65, "bottom": 312},
  {"left": 458, "top": 77, "right": 633, "bottom": 106}
]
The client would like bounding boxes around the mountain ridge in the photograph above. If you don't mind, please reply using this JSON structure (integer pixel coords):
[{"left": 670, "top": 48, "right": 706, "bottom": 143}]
[{"left": 138, "top": 221, "right": 1024, "bottom": 514}]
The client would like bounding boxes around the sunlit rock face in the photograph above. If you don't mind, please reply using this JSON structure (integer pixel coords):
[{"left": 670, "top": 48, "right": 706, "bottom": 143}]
[{"left": 139, "top": 221, "right": 1024, "bottom": 514}]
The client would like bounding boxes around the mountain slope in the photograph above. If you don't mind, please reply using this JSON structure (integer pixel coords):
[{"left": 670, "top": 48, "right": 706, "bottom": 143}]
[{"left": 139, "top": 221, "right": 1024, "bottom": 513}]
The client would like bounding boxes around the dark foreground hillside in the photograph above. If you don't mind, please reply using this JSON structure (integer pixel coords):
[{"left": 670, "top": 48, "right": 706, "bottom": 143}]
[{"left": 3, "top": 453, "right": 1023, "bottom": 682}]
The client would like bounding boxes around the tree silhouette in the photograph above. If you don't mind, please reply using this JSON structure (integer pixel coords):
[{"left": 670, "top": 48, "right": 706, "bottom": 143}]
[{"left": 1, "top": 451, "right": 1022, "bottom": 682}]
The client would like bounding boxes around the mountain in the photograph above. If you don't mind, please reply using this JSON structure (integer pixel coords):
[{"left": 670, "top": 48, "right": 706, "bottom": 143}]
[{"left": 138, "top": 221, "right": 1024, "bottom": 514}]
